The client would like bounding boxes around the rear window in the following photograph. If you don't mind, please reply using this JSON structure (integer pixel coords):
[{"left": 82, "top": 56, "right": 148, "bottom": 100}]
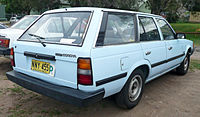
[
  {"left": 11, "top": 16, "right": 38, "bottom": 30},
  {"left": 0, "top": 25, "right": 5, "bottom": 29},
  {"left": 19, "top": 12, "right": 91, "bottom": 46}
]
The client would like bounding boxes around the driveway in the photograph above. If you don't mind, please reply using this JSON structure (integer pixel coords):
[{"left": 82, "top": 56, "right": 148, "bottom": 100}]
[{"left": 0, "top": 53, "right": 199, "bottom": 116}]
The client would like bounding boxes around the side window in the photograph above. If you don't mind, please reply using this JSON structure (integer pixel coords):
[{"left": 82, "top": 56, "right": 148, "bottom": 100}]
[
  {"left": 103, "top": 13, "right": 135, "bottom": 45},
  {"left": 156, "top": 19, "right": 175, "bottom": 40},
  {"left": 139, "top": 17, "right": 160, "bottom": 41}
]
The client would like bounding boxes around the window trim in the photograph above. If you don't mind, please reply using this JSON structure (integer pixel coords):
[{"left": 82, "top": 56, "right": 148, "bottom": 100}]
[
  {"left": 155, "top": 18, "right": 177, "bottom": 40},
  {"left": 18, "top": 11, "right": 93, "bottom": 47},
  {"left": 95, "top": 11, "right": 137, "bottom": 47},
  {"left": 138, "top": 16, "right": 162, "bottom": 42}
]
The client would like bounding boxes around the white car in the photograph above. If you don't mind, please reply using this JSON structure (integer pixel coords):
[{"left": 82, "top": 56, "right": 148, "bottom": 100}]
[
  {"left": 0, "top": 15, "right": 39, "bottom": 56},
  {"left": 0, "top": 23, "right": 8, "bottom": 29},
  {"left": 10, "top": 17, "right": 20, "bottom": 25},
  {"left": 6, "top": 7, "right": 194, "bottom": 109}
]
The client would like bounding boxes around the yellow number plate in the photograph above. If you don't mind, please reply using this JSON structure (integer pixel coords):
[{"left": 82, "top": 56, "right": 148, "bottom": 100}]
[{"left": 31, "top": 59, "right": 50, "bottom": 74}]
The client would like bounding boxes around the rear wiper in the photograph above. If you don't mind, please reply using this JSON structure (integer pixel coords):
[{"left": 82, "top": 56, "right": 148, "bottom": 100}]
[{"left": 28, "top": 33, "right": 46, "bottom": 47}]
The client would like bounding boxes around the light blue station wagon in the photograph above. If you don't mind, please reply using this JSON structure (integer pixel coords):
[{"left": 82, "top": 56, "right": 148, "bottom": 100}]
[{"left": 6, "top": 7, "right": 194, "bottom": 109}]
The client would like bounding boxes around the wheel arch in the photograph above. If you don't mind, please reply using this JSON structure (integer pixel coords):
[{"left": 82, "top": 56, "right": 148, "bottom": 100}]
[
  {"left": 126, "top": 60, "right": 151, "bottom": 84},
  {"left": 116, "top": 60, "right": 151, "bottom": 97},
  {"left": 185, "top": 44, "right": 193, "bottom": 56}
]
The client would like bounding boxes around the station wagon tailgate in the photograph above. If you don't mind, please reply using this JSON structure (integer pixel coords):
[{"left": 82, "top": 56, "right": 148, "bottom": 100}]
[{"left": 13, "top": 41, "right": 89, "bottom": 89}]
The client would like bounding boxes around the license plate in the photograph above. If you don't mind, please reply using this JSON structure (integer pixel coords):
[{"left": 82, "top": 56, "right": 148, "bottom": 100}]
[{"left": 31, "top": 59, "right": 50, "bottom": 74}]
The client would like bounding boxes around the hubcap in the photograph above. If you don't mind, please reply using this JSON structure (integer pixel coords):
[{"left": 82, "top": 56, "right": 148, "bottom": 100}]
[
  {"left": 128, "top": 75, "right": 142, "bottom": 102},
  {"left": 184, "top": 57, "right": 188, "bottom": 71}
]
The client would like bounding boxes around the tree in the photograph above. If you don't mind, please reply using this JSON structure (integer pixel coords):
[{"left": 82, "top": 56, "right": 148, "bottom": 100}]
[
  {"left": 0, "top": 0, "right": 60, "bottom": 15},
  {"left": 0, "top": 0, "right": 32, "bottom": 14},
  {"left": 192, "top": 0, "right": 200, "bottom": 11},
  {"left": 68, "top": 0, "right": 139, "bottom": 11},
  {"left": 146, "top": 0, "right": 181, "bottom": 15},
  {"left": 32, "top": 0, "right": 60, "bottom": 13},
  {"left": 184, "top": 0, "right": 200, "bottom": 11}
]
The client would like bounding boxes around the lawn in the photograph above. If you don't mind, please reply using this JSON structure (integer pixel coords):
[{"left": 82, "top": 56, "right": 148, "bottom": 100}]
[
  {"left": 171, "top": 23, "right": 200, "bottom": 46},
  {"left": 190, "top": 60, "right": 200, "bottom": 71}
]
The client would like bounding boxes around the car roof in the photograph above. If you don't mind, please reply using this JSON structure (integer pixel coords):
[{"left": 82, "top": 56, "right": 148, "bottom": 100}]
[
  {"left": 44, "top": 7, "right": 163, "bottom": 19},
  {"left": 24, "top": 15, "right": 40, "bottom": 17}
]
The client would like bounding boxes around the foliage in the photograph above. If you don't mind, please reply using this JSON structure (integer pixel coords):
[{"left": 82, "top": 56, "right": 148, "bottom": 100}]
[
  {"left": 0, "top": 0, "right": 31, "bottom": 14},
  {"left": 0, "top": 0, "right": 60, "bottom": 15},
  {"left": 192, "top": 0, "right": 200, "bottom": 11},
  {"left": 190, "top": 60, "right": 200, "bottom": 70},
  {"left": 146, "top": 0, "right": 182, "bottom": 22},
  {"left": 182, "top": 0, "right": 200, "bottom": 12},
  {"left": 171, "top": 23, "right": 200, "bottom": 46},
  {"left": 1, "top": 0, "right": 200, "bottom": 18},
  {"left": 32, "top": 0, "right": 60, "bottom": 13},
  {"left": 68, "top": 0, "right": 140, "bottom": 11}
]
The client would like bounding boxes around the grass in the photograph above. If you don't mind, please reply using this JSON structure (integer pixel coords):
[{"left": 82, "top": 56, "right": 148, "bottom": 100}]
[
  {"left": 8, "top": 109, "right": 26, "bottom": 117},
  {"left": 190, "top": 60, "right": 200, "bottom": 71},
  {"left": 8, "top": 85, "right": 25, "bottom": 95},
  {"left": 171, "top": 23, "right": 200, "bottom": 46}
]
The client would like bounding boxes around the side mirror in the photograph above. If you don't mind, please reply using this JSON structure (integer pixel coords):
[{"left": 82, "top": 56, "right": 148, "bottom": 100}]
[{"left": 176, "top": 33, "right": 186, "bottom": 39}]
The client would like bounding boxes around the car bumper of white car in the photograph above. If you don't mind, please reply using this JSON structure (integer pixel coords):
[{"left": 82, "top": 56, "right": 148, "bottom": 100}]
[{"left": 6, "top": 70, "right": 105, "bottom": 106}]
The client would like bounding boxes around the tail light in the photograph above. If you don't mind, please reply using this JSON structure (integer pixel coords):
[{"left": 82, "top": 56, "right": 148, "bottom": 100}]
[
  {"left": 77, "top": 58, "right": 93, "bottom": 85},
  {"left": 10, "top": 47, "right": 15, "bottom": 67},
  {"left": 0, "top": 38, "right": 10, "bottom": 48}
]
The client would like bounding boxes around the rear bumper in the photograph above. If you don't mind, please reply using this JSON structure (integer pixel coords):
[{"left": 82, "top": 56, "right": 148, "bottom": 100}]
[
  {"left": 0, "top": 47, "right": 10, "bottom": 55},
  {"left": 6, "top": 70, "right": 105, "bottom": 106}
]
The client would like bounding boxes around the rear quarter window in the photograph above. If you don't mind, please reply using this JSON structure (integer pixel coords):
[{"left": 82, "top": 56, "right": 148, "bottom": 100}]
[{"left": 97, "top": 13, "right": 136, "bottom": 46}]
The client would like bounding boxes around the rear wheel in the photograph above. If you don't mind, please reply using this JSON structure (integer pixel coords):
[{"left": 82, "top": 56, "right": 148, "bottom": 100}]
[
  {"left": 115, "top": 69, "right": 145, "bottom": 109},
  {"left": 176, "top": 53, "right": 190, "bottom": 75}
]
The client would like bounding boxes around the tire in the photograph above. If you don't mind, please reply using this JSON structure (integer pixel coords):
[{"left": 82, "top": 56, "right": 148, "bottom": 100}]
[
  {"left": 176, "top": 53, "right": 190, "bottom": 75},
  {"left": 115, "top": 69, "right": 145, "bottom": 109}
]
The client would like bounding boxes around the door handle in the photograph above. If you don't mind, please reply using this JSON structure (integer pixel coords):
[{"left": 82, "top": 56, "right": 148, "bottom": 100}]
[
  {"left": 168, "top": 47, "right": 173, "bottom": 50},
  {"left": 145, "top": 51, "right": 151, "bottom": 55}
]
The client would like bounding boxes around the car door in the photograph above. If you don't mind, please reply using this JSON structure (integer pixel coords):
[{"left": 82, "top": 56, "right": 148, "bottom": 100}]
[
  {"left": 138, "top": 16, "right": 167, "bottom": 80},
  {"left": 156, "top": 18, "right": 184, "bottom": 69}
]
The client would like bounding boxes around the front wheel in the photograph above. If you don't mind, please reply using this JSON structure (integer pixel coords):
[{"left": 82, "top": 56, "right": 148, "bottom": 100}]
[
  {"left": 115, "top": 69, "right": 145, "bottom": 109},
  {"left": 176, "top": 54, "right": 190, "bottom": 75}
]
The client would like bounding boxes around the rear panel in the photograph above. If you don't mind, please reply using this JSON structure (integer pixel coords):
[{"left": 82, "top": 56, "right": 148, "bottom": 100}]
[{"left": 14, "top": 41, "right": 91, "bottom": 89}]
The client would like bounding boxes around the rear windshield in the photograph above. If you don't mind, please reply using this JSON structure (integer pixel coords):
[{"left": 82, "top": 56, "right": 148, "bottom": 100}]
[
  {"left": 19, "top": 12, "right": 91, "bottom": 46},
  {"left": 0, "top": 24, "right": 6, "bottom": 29},
  {"left": 11, "top": 16, "right": 38, "bottom": 30}
]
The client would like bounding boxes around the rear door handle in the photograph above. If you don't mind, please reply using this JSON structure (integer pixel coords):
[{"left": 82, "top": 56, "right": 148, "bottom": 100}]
[
  {"left": 145, "top": 51, "right": 151, "bottom": 55},
  {"left": 24, "top": 51, "right": 56, "bottom": 61},
  {"left": 168, "top": 47, "right": 173, "bottom": 50}
]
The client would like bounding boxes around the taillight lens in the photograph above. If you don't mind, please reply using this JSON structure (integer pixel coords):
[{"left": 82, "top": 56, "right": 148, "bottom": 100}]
[
  {"left": 0, "top": 39, "right": 10, "bottom": 48},
  {"left": 77, "top": 58, "right": 93, "bottom": 85},
  {"left": 10, "top": 47, "right": 15, "bottom": 67}
]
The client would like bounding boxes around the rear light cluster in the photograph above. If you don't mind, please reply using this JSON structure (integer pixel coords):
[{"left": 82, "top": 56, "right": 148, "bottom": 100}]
[
  {"left": 10, "top": 47, "right": 15, "bottom": 67},
  {"left": 0, "top": 38, "right": 10, "bottom": 48},
  {"left": 77, "top": 58, "right": 93, "bottom": 85}
]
